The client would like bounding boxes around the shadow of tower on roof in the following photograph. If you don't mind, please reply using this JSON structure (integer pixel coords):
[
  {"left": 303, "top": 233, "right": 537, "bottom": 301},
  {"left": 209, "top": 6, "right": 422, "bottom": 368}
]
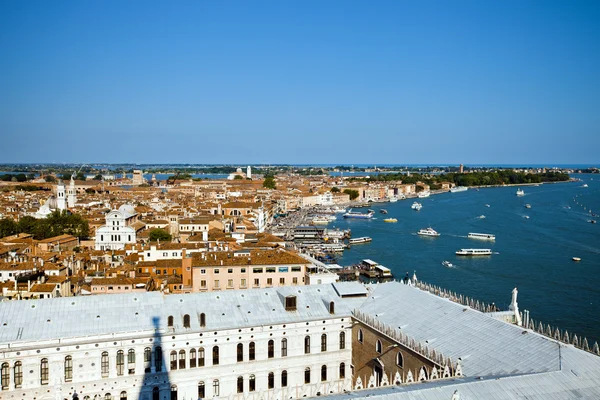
[{"left": 137, "top": 316, "right": 172, "bottom": 400}]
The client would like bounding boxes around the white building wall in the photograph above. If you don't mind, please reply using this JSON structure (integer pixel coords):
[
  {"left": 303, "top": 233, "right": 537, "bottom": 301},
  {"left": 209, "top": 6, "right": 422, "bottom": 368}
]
[
  {"left": 95, "top": 211, "right": 136, "bottom": 250},
  {"left": 0, "top": 317, "right": 352, "bottom": 400}
]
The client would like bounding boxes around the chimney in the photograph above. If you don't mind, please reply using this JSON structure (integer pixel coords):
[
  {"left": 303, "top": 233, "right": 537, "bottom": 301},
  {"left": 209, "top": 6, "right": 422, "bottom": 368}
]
[{"left": 28, "top": 280, "right": 31, "bottom": 291}]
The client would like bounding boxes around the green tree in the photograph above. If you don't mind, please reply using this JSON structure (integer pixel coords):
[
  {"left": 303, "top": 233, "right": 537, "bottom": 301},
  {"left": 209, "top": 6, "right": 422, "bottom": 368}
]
[
  {"left": 0, "top": 218, "right": 18, "bottom": 238},
  {"left": 17, "top": 216, "right": 38, "bottom": 235},
  {"left": 234, "top": 175, "right": 244, "bottom": 180},
  {"left": 149, "top": 228, "right": 172, "bottom": 242},
  {"left": 93, "top": 174, "right": 103, "bottom": 180},
  {"left": 263, "top": 177, "right": 277, "bottom": 189},
  {"left": 331, "top": 187, "right": 340, "bottom": 193},
  {"left": 343, "top": 189, "right": 360, "bottom": 200},
  {"left": 44, "top": 175, "right": 57, "bottom": 183}
]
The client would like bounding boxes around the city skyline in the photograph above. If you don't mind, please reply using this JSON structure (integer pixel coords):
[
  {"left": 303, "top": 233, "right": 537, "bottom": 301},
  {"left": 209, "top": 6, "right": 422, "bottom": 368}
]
[{"left": 1, "top": 0, "right": 599, "bottom": 164}]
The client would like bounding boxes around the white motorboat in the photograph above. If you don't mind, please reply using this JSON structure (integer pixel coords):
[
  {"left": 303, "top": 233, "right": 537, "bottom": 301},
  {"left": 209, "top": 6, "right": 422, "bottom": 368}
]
[
  {"left": 582, "top": 184, "right": 588, "bottom": 188},
  {"left": 417, "top": 227, "right": 440, "bottom": 237},
  {"left": 525, "top": 204, "right": 531, "bottom": 209},
  {"left": 455, "top": 248, "right": 492, "bottom": 256},
  {"left": 411, "top": 202, "right": 423, "bottom": 211},
  {"left": 450, "top": 186, "right": 468, "bottom": 193},
  {"left": 441, "top": 261, "right": 453, "bottom": 268},
  {"left": 389, "top": 197, "right": 398, "bottom": 203},
  {"left": 348, "top": 236, "right": 372, "bottom": 244},
  {"left": 516, "top": 189, "right": 525, "bottom": 196},
  {"left": 417, "top": 191, "right": 431, "bottom": 198},
  {"left": 477, "top": 215, "right": 486, "bottom": 219},
  {"left": 468, "top": 232, "right": 496, "bottom": 240}
]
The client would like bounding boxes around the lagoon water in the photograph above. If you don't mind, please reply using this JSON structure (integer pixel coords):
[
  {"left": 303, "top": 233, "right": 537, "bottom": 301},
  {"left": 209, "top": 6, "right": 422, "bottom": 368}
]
[{"left": 332, "top": 174, "right": 600, "bottom": 343}]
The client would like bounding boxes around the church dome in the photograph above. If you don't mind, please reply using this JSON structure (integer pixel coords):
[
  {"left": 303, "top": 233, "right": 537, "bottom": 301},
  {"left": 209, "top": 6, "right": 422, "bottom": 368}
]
[
  {"left": 118, "top": 204, "right": 137, "bottom": 218},
  {"left": 46, "top": 195, "right": 58, "bottom": 210}
]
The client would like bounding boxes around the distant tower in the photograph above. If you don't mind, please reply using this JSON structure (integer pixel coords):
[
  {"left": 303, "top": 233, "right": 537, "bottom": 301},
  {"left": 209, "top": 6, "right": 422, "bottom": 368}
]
[
  {"left": 459, "top": 164, "right": 464, "bottom": 174},
  {"left": 56, "top": 180, "right": 66, "bottom": 211},
  {"left": 247, "top": 166, "right": 252, "bottom": 179},
  {"left": 67, "top": 177, "right": 77, "bottom": 208}
]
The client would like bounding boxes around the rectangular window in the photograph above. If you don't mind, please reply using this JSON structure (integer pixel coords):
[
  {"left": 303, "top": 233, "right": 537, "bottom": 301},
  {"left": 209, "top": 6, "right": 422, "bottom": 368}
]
[
  {"left": 266, "top": 267, "right": 276, "bottom": 273},
  {"left": 253, "top": 268, "right": 263, "bottom": 273},
  {"left": 117, "top": 351, "right": 125, "bottom": 376},
  {"left": 200, "top": 280, "right": 207, "bottom": 288},
  {"left": 198, "top": 348, "right": 205, "bottom": 367},
  {"left": 228, "top": 268, "right": 233, "bottom": 273},
  {"left": 292, "top": 266, "right": 302, "bottom": 272},
  {"left": 267, "top": 278, "right": 273, "bottom": 286},
  {"left": 254, "top": 278, "right": 260, "bottom": 287},
  {"left": 214, "top": 268, "right": 219, "bottom": 274},
  {"left": 293, "top": 277, "right": 298, "bottom": 284},
  {"left": 241, "top": 268, "right": 246, "bottom": 273},
  {"left": 40, "top": 359, "right": 49, "bottom": 385},
  {"left": 241, "top": 279, "right": 247, "bottom": 288},
  {"left": 201, "top": 269, "right": 206, "bottom": 274},
  {"left": 214, "top": 280, "right": 220, "bottom": 289},
  {"left": 228, "top": 279, "right": 233, "bottom": 288},
  {"left": 278, "top": 267, "right": 289, "bottom": 273},
  {"left": 280, "top": 277, "right": 285, "bottom": 285}
]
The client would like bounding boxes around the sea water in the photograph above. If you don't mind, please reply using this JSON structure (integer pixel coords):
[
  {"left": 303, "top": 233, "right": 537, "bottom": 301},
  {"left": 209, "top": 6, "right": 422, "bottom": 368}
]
[{"left": 332, "top": 174, "right": 600, "bottom": 343}]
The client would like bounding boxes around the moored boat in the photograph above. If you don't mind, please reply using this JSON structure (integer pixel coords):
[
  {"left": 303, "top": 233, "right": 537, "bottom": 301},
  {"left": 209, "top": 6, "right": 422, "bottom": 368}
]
[
  {"left": 348, "top": 236, "right": 372, "bottom": 244},
  {"left": 417, "top": 191, "right": 431, "bottom": 198},
  {"left": 450, "top": 186, "right": 468, "bottom": 193},
  {"left": 383, "top": 218, "right": 397, "bottom": 223},
  {"left": 343, "top": 210, "right": 374, "bottom": 219}
]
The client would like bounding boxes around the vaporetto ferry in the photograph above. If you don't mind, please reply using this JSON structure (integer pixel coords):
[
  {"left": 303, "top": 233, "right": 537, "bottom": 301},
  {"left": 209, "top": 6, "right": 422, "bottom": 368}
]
[
  {"left": 455, "top": 248, "right": 492, "bottom": 256},
  {"left": 468, "top": 232, "right": 496, "bottom": 240}
]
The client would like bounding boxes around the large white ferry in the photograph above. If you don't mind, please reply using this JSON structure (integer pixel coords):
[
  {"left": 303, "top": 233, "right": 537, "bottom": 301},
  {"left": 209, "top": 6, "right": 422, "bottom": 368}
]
[
  {"left": 417, "top": 227, "right": 440, "bottom": 237},
  {"left": 450, "top": 186, "right": 468, "bottom": 193},
  {"left": 516, "top": 188, "right": 525, "bottom": 196},
  {"left": 343, "top": 210, "right": 374, "bottom": 219},
  {"left": 411, "top": 202, "right": 423, "bottom": 211},
  {"left": 468, "top": 232, "right": 496, "bottom": 240},
  {"left": 455, "top": 248, "right": 492, "bottom": 256}
]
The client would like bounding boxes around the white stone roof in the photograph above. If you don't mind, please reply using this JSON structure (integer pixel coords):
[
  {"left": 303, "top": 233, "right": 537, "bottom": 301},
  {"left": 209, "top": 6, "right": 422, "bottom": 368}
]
[
  {"left": 358, "top": 282, "right": 560, "bottom": 377},
  {"left": 0, "top": 284, "right": 354, "bottom": 346}
]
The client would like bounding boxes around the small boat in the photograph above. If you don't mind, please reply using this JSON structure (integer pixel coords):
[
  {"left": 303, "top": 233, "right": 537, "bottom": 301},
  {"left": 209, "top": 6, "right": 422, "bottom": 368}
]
[
  {"left": 582, "top": 184, "right": 588, "bottom": 188},
  {"left": 389, "top": 197, "right": 398, "bottom": 203},
  {"left": 485, "top": 204, "right": 491, "bottom": 208},
  {"left": 589, "top": 220, "right": 597, "bottom": 224},
  {"left": 411, "top": 202, "right": 423, "bottom": 211},
  {"left": 348, "top": 236, "right": 372, "bottom": 244},
  {"left": 383, "top": 218, "right": 398, "bottom": 223},
  {"left": 523, "top": 215, "right": 530, "bottom": 219},
  {"left": 455, "top": 248, "right": 492, "bottom": 256},
  {"left": 441, "top": 261, "right": 453, "bottom": 268},
  {"left": 417, "top": 227, "right": 440, "bottom": 237},
  {"left": 450, "top": 186, "right": 468, "bottom": 193},
  {"left": 380, "top": 209, "right": 388, "bottom": 214},
  {"left": 525, "top": 204, "right": 531, "bottom": 209},
  {"left": 572, "top": 257, "right": 581, "bottom": 262},
  {"left": 516, "top": 189, "right": 525, "bottom": 196},
  {"left": 417, "top": 191, "right": 431, "bottom": 198},
  {"left": 477, "top": 215, "right": 486, "bottom": 219}
]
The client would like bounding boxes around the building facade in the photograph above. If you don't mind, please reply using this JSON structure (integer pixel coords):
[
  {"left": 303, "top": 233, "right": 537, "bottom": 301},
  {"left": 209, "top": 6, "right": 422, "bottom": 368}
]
[{"left": 95, "top": 205, "right": 138, "bottom": 251}]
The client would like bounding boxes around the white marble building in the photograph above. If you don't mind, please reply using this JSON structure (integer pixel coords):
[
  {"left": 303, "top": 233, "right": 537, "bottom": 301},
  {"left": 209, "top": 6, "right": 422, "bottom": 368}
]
[
  {"left": 94, "top": 205, "right": 138, "bottom": 250},
  {"left": 0, "top": 284, "right": 353, "bottom": 400}
]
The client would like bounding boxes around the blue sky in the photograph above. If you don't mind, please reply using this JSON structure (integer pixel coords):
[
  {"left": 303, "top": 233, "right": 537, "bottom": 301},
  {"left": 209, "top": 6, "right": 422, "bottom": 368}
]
[{"left": 1, "top": 0, "right": 599, "bottom": 165}]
